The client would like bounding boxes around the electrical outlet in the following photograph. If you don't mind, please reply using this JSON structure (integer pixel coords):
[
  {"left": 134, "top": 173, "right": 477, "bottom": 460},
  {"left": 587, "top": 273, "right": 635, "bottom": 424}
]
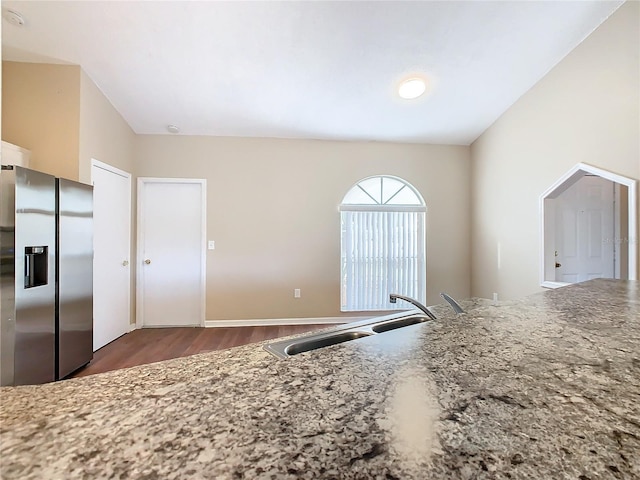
[{"left": 294, "top": 289, "right": 301, "bottom": 298}]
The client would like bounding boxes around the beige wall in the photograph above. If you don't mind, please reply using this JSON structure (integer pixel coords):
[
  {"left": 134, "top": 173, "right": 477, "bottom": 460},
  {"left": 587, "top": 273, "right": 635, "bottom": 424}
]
[
  {"left": 470, "top": 1, "right": 640, "bottom": 300},
  {"left": 78, "top": 70, "right": 136, "bottom": 183},
  {"left": 135, "top": 136, "right": 471, "bottom": 320},
  {"left": 2, "top": 62, "right": 80, "bottom": 180},
  {"left": 1, "top": 64, "right": 135, "bottom": 180}
]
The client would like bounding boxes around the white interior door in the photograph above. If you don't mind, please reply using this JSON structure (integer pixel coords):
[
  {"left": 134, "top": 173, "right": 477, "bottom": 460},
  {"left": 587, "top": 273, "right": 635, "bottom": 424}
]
[
  {"left": 555, "top": 175, "right": 614, "bottom": 283},
  {"left": 91, "top": 160, "right": 131, "bottom": 350},
  {"left": 137, "top": 179, "right": 206, "bottom": 327}
]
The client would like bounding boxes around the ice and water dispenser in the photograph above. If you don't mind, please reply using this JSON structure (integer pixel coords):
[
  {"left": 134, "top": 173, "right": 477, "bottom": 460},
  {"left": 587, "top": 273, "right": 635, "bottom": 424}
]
[{"left": 24, "top": 246, "right": 48, "bottom": 289}]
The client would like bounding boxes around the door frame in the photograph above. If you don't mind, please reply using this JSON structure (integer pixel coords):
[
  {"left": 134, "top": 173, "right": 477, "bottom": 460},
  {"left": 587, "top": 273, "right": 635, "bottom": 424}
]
[
  {"left": 136, "top": 177, "right": 207, "bottom": 329},
  {"left": 90, "top": 158, "right": 132, "bottom": 347},
  {"left": 539, "top": 163, "right": 637, "bottom": 288}
]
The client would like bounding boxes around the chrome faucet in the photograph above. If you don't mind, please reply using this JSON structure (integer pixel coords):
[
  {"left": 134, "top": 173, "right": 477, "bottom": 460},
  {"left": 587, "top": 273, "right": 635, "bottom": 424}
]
[
  {"left": 389, "top": 294, "right": 437, "bottom": 320},
  {"left": 440, "top": 292, "right": 465, "bottom": 314}
]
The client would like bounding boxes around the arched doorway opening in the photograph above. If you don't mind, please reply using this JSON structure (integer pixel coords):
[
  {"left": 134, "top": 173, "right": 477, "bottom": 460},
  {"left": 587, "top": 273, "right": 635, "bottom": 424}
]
[{"left": 540, "top": 163, "right": 637, "bottom": 288}]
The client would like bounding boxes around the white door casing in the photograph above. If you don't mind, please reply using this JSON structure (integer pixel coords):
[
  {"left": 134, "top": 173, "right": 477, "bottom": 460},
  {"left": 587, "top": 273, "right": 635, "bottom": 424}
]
[
  {"left": 554, "top": 176, "right": 614, "bottom": 283},
  {"left": 91, "top": 160, "right": 132, "bottom": 351},
  {"left": 137, "top": 178, "right": 206, "bottom": 328}
]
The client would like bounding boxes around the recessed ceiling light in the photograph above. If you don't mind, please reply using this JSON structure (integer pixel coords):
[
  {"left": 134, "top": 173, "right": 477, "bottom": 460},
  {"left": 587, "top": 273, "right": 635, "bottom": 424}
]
[
  {"left": 398, "top": 77, "right": 426, "bottom": 100},
  {"left": 167, "top": 124, "right": 180, "bottom": 134},
  {"left": 3, "top": 9, "right": 25, "bottom": 27}
]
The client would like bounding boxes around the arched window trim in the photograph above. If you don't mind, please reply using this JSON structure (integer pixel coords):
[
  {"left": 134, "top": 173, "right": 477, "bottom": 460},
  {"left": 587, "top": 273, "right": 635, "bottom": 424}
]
[{"left": 341, "top": 175, "right": 426, "bottom": 210}]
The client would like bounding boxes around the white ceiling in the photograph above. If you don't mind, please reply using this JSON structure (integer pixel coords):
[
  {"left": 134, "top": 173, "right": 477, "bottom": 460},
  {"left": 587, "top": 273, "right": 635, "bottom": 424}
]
[{"left": 1, "top": 1, "right": 624, "bottom": 145}]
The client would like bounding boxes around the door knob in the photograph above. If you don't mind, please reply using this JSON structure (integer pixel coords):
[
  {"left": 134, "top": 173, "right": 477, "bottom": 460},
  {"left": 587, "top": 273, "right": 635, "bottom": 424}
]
[
  {"left": 555, "top": 262, "right": 562, "bottom": 268},
  {"left": 144, "top": 259, "right": 151, "bottom": 265},
  {"left": 122, "top": 260, "right": 129, "bottom": 266}
]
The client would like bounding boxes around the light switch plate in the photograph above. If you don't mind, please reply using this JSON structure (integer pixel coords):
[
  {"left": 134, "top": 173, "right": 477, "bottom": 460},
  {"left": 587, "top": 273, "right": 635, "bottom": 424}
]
[{"left": 208, "top": 240, "right": 215, "bottom": 250}]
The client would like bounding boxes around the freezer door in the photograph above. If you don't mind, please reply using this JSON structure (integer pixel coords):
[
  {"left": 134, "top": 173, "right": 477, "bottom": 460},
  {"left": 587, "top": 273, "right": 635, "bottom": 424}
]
[
  {"left": 13, "top": 167, "right": 56, "bottom": 385},
  {"left": 56, "top": 178, "right": 93, "bottom": 379}
]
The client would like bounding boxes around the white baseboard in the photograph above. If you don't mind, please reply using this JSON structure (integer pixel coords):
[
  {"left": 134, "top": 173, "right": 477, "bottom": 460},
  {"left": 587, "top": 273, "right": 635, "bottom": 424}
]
[{"left": 205, "top": 316, "right": 369, "bottom": 328}]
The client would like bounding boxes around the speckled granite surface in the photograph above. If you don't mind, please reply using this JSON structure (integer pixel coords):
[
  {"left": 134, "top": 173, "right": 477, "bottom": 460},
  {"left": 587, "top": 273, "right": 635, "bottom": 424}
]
[{"left": 1, "top": 279, "right": 639, "bottom": 479}]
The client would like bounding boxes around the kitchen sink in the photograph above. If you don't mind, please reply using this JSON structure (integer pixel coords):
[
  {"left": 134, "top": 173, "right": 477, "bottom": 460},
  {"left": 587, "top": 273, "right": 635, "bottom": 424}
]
[
  {"left": 264, "top": 311, "right": 431, "bottom": 359},
  {"left": 371, "top": 315, "right": 429, "bottom": 333},
  {"left": 283, "top": 331, "right": 373, "bottom": 356}
]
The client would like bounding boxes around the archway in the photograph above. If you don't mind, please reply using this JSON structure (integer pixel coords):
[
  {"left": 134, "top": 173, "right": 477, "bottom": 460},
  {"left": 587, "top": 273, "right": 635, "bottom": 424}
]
[{"left": 540, "top": 163, "right": 637, "bottom": 288}]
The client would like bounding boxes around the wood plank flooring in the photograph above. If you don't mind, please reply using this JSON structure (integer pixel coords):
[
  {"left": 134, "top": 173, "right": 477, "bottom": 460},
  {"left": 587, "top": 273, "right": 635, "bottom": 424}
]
[{"left": 71, "top": 324, "right": 331, "bottom": 378}]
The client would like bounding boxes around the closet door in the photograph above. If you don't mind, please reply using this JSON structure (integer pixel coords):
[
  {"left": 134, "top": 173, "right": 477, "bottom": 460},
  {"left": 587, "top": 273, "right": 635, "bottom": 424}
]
[{"left": 137, "top": 178, "right": 206, "bottom": 328}]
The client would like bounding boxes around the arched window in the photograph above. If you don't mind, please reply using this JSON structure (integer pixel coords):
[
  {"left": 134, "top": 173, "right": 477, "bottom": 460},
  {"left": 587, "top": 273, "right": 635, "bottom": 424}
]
[{"left": 340, "top": 175, "right": 426, "bottom": 311}]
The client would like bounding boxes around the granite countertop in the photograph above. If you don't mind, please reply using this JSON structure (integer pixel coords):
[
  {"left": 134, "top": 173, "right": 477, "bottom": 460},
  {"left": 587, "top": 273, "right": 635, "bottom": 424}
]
[{"left": 1, "top": 279, "right": 639, "bottom": 479}]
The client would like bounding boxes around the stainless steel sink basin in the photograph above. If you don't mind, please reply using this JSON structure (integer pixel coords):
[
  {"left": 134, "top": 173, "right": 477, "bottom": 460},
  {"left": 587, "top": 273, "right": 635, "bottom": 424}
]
[
  {"left": 371, "top": 315, "right": 429, "bottom": 333},
  {"left": 284, "top": 331, "right": 373, "bottom": 356},
  {"left": 264, "top": 311, "right": 431, "bottom": 359}
]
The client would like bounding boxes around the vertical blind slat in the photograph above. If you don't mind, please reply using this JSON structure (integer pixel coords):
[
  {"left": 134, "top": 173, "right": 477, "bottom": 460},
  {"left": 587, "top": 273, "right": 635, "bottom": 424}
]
[
  {"left": 365, "top": 211, "right": 370, "bottom": 309},
  {"left": 364, "top": 211, "right": 369, "bottom": 310},
  {"left": 410, "top": 211, "right": 415, "bottom": 298},
  {"left": 373, "top": 211, "right": 379, "bottom": 308},
  {"left": 358, "top": 211, "right": 365, "bottom": 310}
]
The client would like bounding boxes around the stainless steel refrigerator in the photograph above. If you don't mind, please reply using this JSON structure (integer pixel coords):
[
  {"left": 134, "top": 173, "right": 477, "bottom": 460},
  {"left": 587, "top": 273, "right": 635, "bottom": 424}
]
[{"left": 0, "top": 166, "right": 93, "bottom": 385}]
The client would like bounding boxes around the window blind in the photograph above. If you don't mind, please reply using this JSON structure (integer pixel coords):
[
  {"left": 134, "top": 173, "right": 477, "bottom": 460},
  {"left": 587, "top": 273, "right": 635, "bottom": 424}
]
[{"left": 341, "top": 210, "right": 425, "bottom": 311}]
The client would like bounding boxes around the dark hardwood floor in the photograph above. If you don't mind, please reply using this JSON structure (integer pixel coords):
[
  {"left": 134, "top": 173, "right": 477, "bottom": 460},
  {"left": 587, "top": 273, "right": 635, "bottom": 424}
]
[{"left": 71, "top": 324, "right": 331, "bottom": 378}]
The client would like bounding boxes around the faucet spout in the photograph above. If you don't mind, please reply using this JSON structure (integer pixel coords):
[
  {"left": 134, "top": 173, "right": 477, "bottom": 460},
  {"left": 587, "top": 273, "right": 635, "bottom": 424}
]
[
  {"left": 389, "top": 294, "right": 437, "bottom": 320},
  {"left": 440, "top": 292, "right": 465, "bottom": 314}
]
